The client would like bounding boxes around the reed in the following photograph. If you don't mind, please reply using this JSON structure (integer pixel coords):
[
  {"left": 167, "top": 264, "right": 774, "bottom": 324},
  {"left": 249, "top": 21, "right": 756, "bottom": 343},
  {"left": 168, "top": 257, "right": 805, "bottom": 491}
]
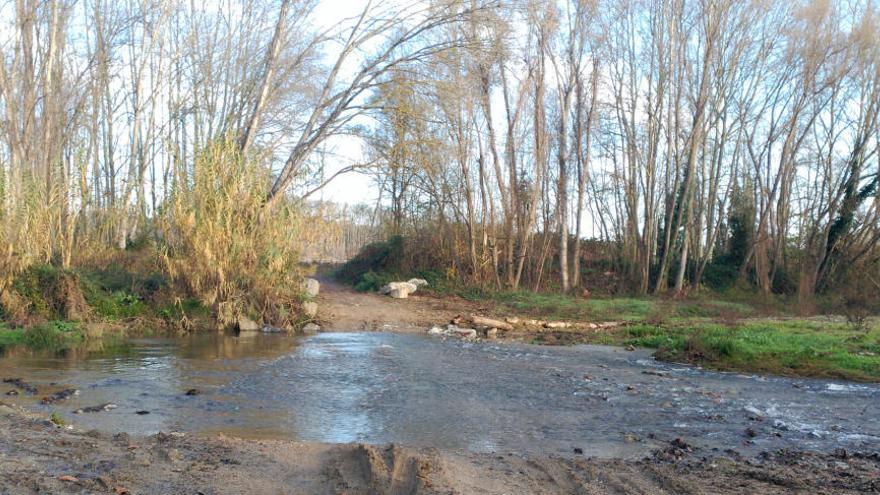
[{"left": 160, "top": 138, "right": 305, "bottom": 328}]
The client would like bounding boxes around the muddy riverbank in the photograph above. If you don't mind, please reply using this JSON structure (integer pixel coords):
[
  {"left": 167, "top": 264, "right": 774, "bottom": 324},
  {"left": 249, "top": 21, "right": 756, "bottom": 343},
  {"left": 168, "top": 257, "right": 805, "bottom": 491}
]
[{"left": 1, "top": 401, "right": 878, "bottom": 494}]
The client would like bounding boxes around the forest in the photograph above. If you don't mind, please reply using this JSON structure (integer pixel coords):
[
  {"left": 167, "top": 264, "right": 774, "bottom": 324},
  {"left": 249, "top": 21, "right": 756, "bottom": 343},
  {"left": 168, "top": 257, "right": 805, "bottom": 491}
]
[{"left": 1, "top": 0, "right": 879, "bottom": 331}]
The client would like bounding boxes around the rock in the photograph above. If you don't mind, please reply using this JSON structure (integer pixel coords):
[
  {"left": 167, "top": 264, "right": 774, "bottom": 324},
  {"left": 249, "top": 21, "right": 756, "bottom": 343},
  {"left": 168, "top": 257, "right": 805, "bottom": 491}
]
[
  {"left": 449, "top": 326, "right": 477, "bottom": 339},
  {"left": 74, "top": 403, "right": 118, "bottom": 414},
  {"left": 671, "top": 438, "right": 692, "bottom": 450},
  {"left": 573, "top": 447, "right": 584, "bottom": 455},
  {"left": 302, "top": 323, "right": 321, "bottom": 334},
  {"left": 135, "top": 410, "right": 151, "bottom": 415},
  {"left": 625, "top": 345, "right": 636, "bottom": 351},
  {"left": 505, "top": 317, "right": 520, "bottom": 325},
  {"left": 380, "top": 279, "right": 428, "bottom": 298},
  {"left": 624, "top": 434, "right": 639, "bottom": 443},
  {"left": 184, "top": 389, "right": 200, "bottom": 396},
  {"left": 3, "top": 378, "right": 37, "bottom": 395},
  {"left": 302, "top": 301, "right": 318, "bottom": 318},
  {"left": 772, "top": 419, "right": 789, "bottom": 431},
  {"left": 302, "top": 278, "right": 320, "bottom": 297},
  {"left": 660, "top": 401, "right": 673, "bottom": 408},
  {"left": 237, "top": 317, "right": 260, "bottom": 333},
  {"left": 261, "top": 324, "right": 284, "bottom": 333},
  {"left": 743, "top": 406, "right": 765, "bottom": 420},
  {"left": 642, "top": 370, "right": 670, "bottom": 377},
  {"left": 41, "top": 388, "right": 79, "bottom": 404},
  {"left": 389, "top": 288, "right": 410, "bottom": 299},
  {"left": 744, "top": 427, "right": 758, "bottom": 438},
  {"left": 427, "top": 326, "right": 445, "bottom": 335},
  {"left": 485, "top": 328, "right": 498, "bottom": 338}
]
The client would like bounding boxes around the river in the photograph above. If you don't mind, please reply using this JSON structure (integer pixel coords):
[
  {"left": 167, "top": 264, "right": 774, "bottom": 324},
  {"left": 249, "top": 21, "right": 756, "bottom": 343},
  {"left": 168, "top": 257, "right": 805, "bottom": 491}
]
[{"left": 1, "top": 332, "right": 878, "bottom": 458}]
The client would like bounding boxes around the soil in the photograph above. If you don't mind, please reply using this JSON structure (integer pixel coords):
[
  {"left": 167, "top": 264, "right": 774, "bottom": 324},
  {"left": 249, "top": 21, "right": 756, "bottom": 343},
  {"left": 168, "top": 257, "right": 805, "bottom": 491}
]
[
  {"left": 1, "top": 280, "right": 878, "bottom": 494},
  {"left": 316, "top": 279, "right": 481, "bottom": 332}
]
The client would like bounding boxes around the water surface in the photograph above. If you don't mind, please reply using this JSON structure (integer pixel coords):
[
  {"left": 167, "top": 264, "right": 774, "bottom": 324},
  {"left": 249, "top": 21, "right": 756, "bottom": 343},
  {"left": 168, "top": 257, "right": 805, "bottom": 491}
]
[{"left": 1, "top": 332, "right": 878, "bottom": 457}]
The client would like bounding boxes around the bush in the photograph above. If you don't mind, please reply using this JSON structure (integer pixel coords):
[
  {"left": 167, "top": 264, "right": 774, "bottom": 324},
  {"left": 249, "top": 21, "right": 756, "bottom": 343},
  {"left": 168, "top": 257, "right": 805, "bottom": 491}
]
[
  {"left": 335, "top": 236, "right": 405, "bottom": 286},
  {"left": 2, "top": 264, "right": 89, "bottom": 323}
]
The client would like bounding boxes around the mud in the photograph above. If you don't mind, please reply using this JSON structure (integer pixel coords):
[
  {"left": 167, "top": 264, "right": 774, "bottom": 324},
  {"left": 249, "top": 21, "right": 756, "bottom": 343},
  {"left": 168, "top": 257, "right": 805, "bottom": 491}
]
[{"left": 1, "top": 402, "right": 878, "bottom": 494}]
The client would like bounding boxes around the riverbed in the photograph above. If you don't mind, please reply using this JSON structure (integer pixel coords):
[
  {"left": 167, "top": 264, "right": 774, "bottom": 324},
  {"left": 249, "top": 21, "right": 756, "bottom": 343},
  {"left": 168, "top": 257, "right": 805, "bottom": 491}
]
[{"left": 1, "top": 332, "right": 878, "bottom": 458}]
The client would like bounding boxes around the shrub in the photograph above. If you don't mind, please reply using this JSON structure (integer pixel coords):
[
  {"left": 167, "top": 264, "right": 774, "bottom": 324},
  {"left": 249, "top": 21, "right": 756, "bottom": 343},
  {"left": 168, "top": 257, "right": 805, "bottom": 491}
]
[
  {"left": 2, "top": 264, "right": 89, "bottom": 323},
  {"left": 335, "top": 236, "right": 405, "bottom": 286}
]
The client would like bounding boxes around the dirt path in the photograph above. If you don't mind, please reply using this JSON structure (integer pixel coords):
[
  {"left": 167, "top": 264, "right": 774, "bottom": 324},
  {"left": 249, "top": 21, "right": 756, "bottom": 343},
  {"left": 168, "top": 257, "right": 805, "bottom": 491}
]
[
  {"left": 2, "top": 402, "right": 877, "bottom": 494},
  {"left": 316, "top": 278, "right": 477, "bottom": 332}
]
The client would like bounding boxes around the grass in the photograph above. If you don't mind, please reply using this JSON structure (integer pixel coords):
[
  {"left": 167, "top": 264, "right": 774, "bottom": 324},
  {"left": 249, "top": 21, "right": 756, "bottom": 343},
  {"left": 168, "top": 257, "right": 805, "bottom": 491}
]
[
  {"left": 421, "top": 282, "right": 879, "bottom": 381},
  {"left": 50, "top": 411, "right": 65, "bottom": 426},
  {"left": 0, "top": 321, "right": 84, "bottom": 352},
  {"left": 459, "top": 289, "right": 757, "bottom": 323},
  {"left": 557, "top": 319, "right": 880, "bottom": 382}
]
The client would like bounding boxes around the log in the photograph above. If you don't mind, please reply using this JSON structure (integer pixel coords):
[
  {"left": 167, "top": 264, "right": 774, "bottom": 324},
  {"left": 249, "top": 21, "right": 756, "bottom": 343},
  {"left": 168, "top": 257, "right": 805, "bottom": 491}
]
[{"left": 468, "top": 315, "right": 514, "bottom": 331}]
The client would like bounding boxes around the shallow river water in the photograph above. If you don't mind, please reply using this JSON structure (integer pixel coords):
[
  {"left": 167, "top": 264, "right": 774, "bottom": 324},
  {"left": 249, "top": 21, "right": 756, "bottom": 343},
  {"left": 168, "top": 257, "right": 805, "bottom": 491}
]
[{"left": 1, "top": 332, "right": 878, "bottom": 458}]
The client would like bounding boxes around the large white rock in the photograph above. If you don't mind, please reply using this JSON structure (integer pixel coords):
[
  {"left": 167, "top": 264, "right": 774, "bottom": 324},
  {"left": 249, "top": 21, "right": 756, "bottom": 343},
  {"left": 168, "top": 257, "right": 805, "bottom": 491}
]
[
  {"left": 302, "top": 278, "right": 320, "bottom": 297},
  {"left": 380, "top": 279, "right": 428, "bottom": 299},
  {"left": 237, "top": 316, "right": 260, "bottom": 333},
  {"left": 302, "top": 301, "right": 318, "bottom": 318},
  {"left": 388, "top": 288, "right": 410, "bottom": 299}
]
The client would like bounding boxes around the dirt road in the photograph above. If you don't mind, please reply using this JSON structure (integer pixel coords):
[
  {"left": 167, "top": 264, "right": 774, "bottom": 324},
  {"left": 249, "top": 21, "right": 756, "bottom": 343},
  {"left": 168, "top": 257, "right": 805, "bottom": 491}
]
[{"left": 316, "top": 278, "right": 472, "bottom": 332}]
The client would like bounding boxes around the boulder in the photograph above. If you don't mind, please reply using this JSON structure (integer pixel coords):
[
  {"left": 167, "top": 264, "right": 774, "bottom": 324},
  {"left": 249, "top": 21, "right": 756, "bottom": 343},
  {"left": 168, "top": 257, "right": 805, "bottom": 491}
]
[
  {"left": 302, "top": 278, "right": 320, "bottom": 297},
  {"left": 380, "top": 279, "right": 429, "bottom": 298},
  {"left": 427, "top": 326, "right": 445, "bottom": 335},
  {"left": 261, "top": 324, "right": 284, "bottom": 333},
  {"left": 237, "top": 317, "right": 260, "bottom": 333},
  {"left": 485, "top": 328, "right": 498, "bottom": 338},
  {"left": 389, "top": 288, "right": 410, "bottom": 299},
  {"left": 302, "top": 301, "right": 318, "bottom": 318},
  {"left": 380, "top": 281, "right": 417, "bottom": 297}
]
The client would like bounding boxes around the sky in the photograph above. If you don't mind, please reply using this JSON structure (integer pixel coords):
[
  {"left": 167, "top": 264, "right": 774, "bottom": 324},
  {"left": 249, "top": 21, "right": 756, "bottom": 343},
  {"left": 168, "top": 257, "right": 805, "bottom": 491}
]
[{"left": 308, "top": 0, "right": 382, "bottom": 207}]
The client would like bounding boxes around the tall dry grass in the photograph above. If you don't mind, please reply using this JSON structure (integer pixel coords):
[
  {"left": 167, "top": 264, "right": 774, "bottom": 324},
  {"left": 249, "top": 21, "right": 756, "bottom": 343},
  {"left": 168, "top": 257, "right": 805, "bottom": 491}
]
[
  {"left": 160, "top": 138, "right": 305, "bottom": 328},
  {"left": 0, "top": 176, "right": 78, "bottom": 317}
]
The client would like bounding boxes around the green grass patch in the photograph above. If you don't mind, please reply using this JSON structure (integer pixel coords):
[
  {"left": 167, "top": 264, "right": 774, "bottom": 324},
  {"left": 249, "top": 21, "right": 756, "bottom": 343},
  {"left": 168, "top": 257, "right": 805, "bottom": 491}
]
[
  {"left": 642, "top": 320, "right": 880, "bottom": 381},
  {"left": 0, "top": 321, "right": 84, "bottom": 352}
]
